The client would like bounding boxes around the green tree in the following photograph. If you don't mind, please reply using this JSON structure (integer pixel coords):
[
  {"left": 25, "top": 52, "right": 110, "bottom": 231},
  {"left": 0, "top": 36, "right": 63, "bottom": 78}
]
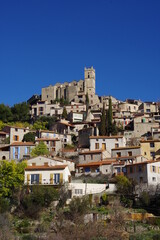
[
  {"left": 0, "top": 104, "right": 13, "bottom": 122},
  {"left": 106, "top": 97, "right": 113, "bottom": 135},
  {"left": 99, "top": 103, "right": 106, "bottom": 136},
  {"left": 32, "top": 121, "right": 47, "bottom": 130},
  {"left": 68, "top": 196, "right": 90, "bottom": 220},
  {"left": 23, "top": 132, "right": 36, "bottom": 142},
  {"left": 11, "top": 102, "right": 30, "bottom": 122},
  {"left": 0, "top": 160, "right": 27, "bottom": 199},
  {"left": 86, "top": 93, "right": 89, "bottom": 115},
  {"left": 0, "top": 121, "right": 4, "bottom": 130},
  {"left": 116, "top": 175, "right": 132, "bottom": 195},
  {"left": 38, "top": 116, "right": 57, "bottom": 129},
  {"left": 21, "top": 185, "right": 59, "bottom": 218},
  {"left": 31, "top": 141, "right": 49, "bottom": 157},
  {"left": 62, "top": 107, "right": 68, "bottom": 119}
]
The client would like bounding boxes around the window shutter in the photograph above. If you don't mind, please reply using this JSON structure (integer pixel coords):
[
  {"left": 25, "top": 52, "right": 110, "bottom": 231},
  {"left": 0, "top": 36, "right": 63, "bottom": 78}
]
[
  {"left": 50, "top": 173, "right": 53, "bottom": 184},
  {"left": 39, "top": 174, "right": 42, "bottom": 184},
  {"left": 18, "top": 147, "right": 20, "bottom": 159},
  {"left": 13, "top": 147, "right": 15, "bottom": 159},
  {"left": 27, "top": 174, "right": 30, "bottom": 185},
  {"left": 60, "top": 173, "right": 63, "bottom": 184},
  {"left": 25, "top": 147, "right": 27, "bottom": 155},
  {"left": 150, "top": 165, "right": 152, "bottom": 172}
]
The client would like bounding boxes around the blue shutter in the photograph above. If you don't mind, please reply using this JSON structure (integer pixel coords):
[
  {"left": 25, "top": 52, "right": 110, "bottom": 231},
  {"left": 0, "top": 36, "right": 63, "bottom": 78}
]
[
  {"left": 57, "top": 174, "right": 60, "bottom": 183},
  {"left": 25, "top": 147, "right": 27, "bottom": 155},
  {"left": 18, "top": 147, "right": 20, "bottom": 159},
  {"left": 13, "top": 147, "right": 15, "bottom": 159}
]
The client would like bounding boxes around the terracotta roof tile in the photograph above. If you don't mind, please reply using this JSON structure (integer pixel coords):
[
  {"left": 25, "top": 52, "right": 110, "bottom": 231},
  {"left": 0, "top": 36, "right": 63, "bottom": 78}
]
[
  {"left": 35, "top": 138, "right": 60, "bottom": 141},
  {"left": 90, "top": 135, "right": 123, "bottom": 139},
  {"left": 112, "top": 146, "right": 140, "bottom": 150},
  {"left": 11, "top": 142, "right": 35, "bottom": 146},
  {"left": 25, "top": 165, "right": 67, "bottom": 171},
  {"left": 79, "top": 150, "right": 102, "bottom": 155}
]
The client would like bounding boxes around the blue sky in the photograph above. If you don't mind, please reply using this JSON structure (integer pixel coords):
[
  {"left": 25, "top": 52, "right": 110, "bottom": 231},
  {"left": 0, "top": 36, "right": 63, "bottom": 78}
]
[{"left": 0, "top": 0, "right": 160, "bottom": 106}]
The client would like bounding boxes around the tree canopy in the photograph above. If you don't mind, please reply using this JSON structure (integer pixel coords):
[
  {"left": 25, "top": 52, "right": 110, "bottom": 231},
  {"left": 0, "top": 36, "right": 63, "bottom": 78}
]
[
  {"left": 0, "top": 160, "right": 27, "bottom": 199},
  {"left": 23, "top": 132, "right": 36, "bottom": 142},
  {"left": 11, "top": 102, "right": 30, "bottom": 122},
  {"left": 31, "top": 142, "right": 49, "bottom": 157},
  {"left": 62, "top": 107, "right": 68, "bottom": 119},
  {"left": 99, "top": 103, "right": 106, "bottom": 136}
]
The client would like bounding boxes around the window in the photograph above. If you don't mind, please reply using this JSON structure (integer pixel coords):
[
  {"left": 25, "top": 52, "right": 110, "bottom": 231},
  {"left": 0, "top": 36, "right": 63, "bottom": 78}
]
[
  {"left": 152, "top": 177, "right": 156, "bottom": 182},
  {"left": 75, "top": 189, "right": 83, "bottom": 195},
  {"left": 95, "top": 143, "right": 99, "bottom": 149},
  {"left": 102, "top": 143, "right": 106, "bottom": 150},
  {"left": 140, "top": 177, "right": 143, "bottom": 183},
  {"left": 117, "top": 152, "right": 121, "bottom": 157},
  {"left": 91, "top": 154, "right": 93, "bottom": 160},
  {"left": 144, "top": 152, "right": 146, "bottom": 155},
  {"left": 150, "top": 142, "right": 155, "bottom": 148},
  {"left": 128, "top": 151, "right": 132, "bottom": 156},
  {"left": 15, "top": 128, "right": 18, "bottom": 132},
  {"left": 14, "top": 135, "right": 19, "bottom": 141},
  {"left": 31, "top": 174, "right": 39, "bottom": 184},
  {"left": 115, "top": 143, "right": 119, "bottom": 148},
  {"left": 146, "top": 109, "right": 150, "bottom": 113},
  {"left": 150, "top": 152, "right": 155, "bottom": 158},
  {"left": 26, "top": 147, "right": 30, "bottom": 154},
  {"left": 152, "top": 166, "right": 156, "bottom": 172},
  {"left": 138, "top": 165, "right": 142, "bottom": 172},
  {"left": 130, "top": 167, "right": 133, "bottom": 173},
  {"left": 54, "top": 174, "right": 60, "bottom": 184}
]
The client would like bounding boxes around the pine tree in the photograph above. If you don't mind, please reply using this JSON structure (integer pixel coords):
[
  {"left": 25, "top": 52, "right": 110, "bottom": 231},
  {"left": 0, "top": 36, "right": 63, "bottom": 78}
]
[{"left": 99, "top": 103, "right": 106, "bottom": 136}]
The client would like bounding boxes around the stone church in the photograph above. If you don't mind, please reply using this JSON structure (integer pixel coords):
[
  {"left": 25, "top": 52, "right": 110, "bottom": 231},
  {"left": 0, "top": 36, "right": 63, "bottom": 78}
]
[{"left": 41, "top": 67, "right": 100, "bottom": 106}]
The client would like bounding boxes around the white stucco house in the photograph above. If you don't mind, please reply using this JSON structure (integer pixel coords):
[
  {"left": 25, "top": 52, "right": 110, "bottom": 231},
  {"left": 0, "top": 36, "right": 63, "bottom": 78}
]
[{"left": 89, "top": 135, "right": 126, "bottom": 158}]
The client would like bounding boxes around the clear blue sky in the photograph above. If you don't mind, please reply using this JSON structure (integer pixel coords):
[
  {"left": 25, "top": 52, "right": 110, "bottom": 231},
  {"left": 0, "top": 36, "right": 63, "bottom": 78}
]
[{"left": 0, "top": 0, "right": 160, "bottom": 106}]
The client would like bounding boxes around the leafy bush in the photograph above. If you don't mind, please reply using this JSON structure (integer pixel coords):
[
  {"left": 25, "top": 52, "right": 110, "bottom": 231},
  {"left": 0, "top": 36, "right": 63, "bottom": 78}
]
[
  {"left": 0, "top": 197, "right": 10, "bottom": 213},
  {"left": 21, "top": 186, "right": 59, "bottom": 218}
]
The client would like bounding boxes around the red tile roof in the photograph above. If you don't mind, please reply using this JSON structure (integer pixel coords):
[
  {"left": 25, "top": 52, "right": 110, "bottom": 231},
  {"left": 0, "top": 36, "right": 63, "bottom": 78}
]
[
  {"left": 11, "top": 142, "right": 35, "bottom": 146},
  {"left": 112, "top": 146, "right": 140, "bottom": 150},
  {"left": 89, "top": 135, "right": 123, "bottom": 139},
  {"left": 35, "top": 138, "right": 60, "bottom": 141},
  {"left": 79, "top": 150, "right": 102, "bottom": 155},
  {"left": 25, "top": 165, "right": 67, "bottom": 171}
]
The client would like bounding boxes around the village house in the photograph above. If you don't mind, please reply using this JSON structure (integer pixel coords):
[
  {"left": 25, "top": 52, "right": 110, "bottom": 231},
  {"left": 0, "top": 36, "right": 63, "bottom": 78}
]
[
  {"left": 76, "top": 160, "right": 125, "bottom": 177},
  {"left": 3, "top": 125, "right": 31, "bottom": 144},
  {"left": 0, "top": 131, "right": 9, "bottom": 144},
  {"left": 24, "top": 164, "right": 71, "bottom": 185},
  {"left": 78, "top": 150, "right": 103, "bottom": 164},
  {"left": 89, "top": 135, "right": 126, "bottom": 158},
  {"left": 125, "top": 160, "right": 160, "bottom": 191},
  {"left": 35, "top": 138, "right": 61, "bottom": 156},
  {"left": 140, "top": 139, "right": 160, "bottom": 160},
  {"left": 26, "top": 155, "right": 75, "bottom": 173},
  {"left": 10, "top": 142, "right": 35, "bottom": 160},
  {"left": 111, "top": 146, "right": 141, "bottom": 158},
  {"left": 0, "top": 144, "right": 10, "bottom": 160}
]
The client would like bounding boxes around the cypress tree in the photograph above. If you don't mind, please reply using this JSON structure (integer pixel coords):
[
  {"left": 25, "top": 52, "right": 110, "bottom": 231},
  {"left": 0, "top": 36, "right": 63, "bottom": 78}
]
[
  {"left": 62, "top": 107, "right": 68, "bottom": 119},
  {"left": 107, "top": 97, "right": 113, "bottom": 135},
  {"left": 99, "top": 103, "right": 106, "bottom": 136}
]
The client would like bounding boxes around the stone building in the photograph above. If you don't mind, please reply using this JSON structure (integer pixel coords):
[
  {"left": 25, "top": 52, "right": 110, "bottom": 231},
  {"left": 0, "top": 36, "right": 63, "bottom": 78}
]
[{"left": 41, "top": 67, "right": 100, "bottom": 106}]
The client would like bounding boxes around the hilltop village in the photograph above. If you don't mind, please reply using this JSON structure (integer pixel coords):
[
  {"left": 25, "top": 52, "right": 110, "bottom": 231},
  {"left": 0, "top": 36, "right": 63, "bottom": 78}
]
[
  {"left": 1, "top": 66, "right": 160, "bottom": 194},
  {"left": 1, "top": 67, "right": 160, "bottom": 238}
]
